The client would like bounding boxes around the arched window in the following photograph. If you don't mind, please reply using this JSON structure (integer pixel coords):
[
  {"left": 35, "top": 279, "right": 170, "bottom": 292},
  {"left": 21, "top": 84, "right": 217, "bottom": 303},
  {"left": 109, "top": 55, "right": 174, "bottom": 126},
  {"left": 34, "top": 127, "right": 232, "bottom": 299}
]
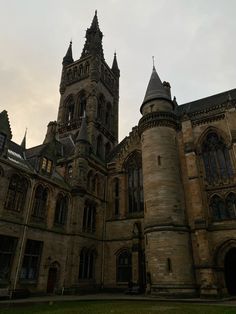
[
  {"left": 5, "top": 174, "right": 28, "bottom": 212},
  {"left": 87, "top": 170, "right": 93, "bottom": 192},
  {"left": 54, "top": 194, "right": 68, "bottom": 225},
  {"left": 105, "top": 142, "right": 111, "bottom": 160},
  {"left": 116, "top": 250, "right": 132, "bottom": 282},
  {"left": 97, "top": 94, "right": 105, "bottom": 121},
  {"left": 85, "top": 62, "right": 90, "bottom": 73},
  {"left": 113, "top": 178, "right": 119, "bottom": 216},
  {"left": 226, "top": 193, "right": 236, "bottom": 219},
  {"left": 32, "top": 185, "right": 48, "bottom": 219},
  {"left": 125, "top": 152, "right": 144, "bottom": 214},
  {"left": 82, "top": 201, "right": 96, "bottom": 233},
  {"left": 210, "top": 194, "right": 230, "bottom": 221},
  {"left": 96, "top": 135, "right": 103, "bottom": 159},
  {"left": 78, "top": 91, "right": 86, "bottom": 117},
  {"left": 65, "top": 96, "right": 75, "bottom": 123},
  {"left": 79, "top": 248, "right": 95, "bottom": 280},
  {"left": 79, "top": 64, "right": 84, "bottom": 76},
  {"left": 201, "top": 132, "right": 233, "bottom": 184},
  {"left": 105, "top": 103, "right": 112, "bottom": 129}
]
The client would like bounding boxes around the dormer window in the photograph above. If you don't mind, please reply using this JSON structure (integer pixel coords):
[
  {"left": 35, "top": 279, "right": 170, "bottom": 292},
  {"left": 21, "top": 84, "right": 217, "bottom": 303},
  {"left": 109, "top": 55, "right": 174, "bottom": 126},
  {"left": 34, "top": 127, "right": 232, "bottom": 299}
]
[
  {"left": 0, "top": 132, "right": 6, "bottom": 151},
  {"left": 41, "top": 157, "right": 52, "bottom": 174}
]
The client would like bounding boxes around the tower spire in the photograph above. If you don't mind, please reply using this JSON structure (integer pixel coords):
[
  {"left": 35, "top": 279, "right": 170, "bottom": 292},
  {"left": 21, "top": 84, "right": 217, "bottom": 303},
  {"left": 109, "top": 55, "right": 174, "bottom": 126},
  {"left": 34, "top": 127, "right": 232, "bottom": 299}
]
[
  {"left": 111, "top": 52, "right": 120, "bottom": 77},
  {"left": 81, "top": 11, "right": 104, "bottom": 59},
  {"left": 62, "top": 40, "right": 74, "bottom": 66},
  {"left": 21, "top": 128, "right": 27, "bottom": 150}
]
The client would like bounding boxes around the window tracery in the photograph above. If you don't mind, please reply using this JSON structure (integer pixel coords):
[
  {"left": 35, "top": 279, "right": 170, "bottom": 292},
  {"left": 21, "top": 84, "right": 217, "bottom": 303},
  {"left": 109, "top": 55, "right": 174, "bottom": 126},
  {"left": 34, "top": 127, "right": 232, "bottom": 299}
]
[
  {"left": 32, "top": 185, "right": 48, "bottom": 219},
  {"left": 5, "top": 174, "right": 28, "bottom": 212},
  {"left": 201, "top": 132, "right": 233, "bottom": 184},
  {"left": 125, "top": 152, "right": 144, "bottom": 214}
]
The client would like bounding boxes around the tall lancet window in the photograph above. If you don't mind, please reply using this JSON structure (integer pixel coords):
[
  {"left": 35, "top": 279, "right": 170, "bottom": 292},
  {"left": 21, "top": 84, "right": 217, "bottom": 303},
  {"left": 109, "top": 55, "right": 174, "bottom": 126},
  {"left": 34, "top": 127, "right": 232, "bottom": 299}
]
[
  {"left": 201, "top": 132, "right": 233, "bottom": 184},
  {"left": 125, "top": 151, "right": 144, "bottom": 214},
  {"left": 78, "top": 91, "right": 86, "bottom": 117},
  {"left": 65, "top": 96, "right": 75, "bottom": 123}
]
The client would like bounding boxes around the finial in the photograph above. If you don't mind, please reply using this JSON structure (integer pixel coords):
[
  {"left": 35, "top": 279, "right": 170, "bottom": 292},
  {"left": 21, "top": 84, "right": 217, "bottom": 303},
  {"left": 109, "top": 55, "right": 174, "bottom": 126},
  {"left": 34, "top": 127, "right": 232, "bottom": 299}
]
[
  {"left": 152, "top": 56, "right": 155, "bottom": 69},
  {"left": 95, "top": 9, "right": 97, "bottom": 15},
  {"left": 70, "top": 39, "right": 72, "bottom": 45}
]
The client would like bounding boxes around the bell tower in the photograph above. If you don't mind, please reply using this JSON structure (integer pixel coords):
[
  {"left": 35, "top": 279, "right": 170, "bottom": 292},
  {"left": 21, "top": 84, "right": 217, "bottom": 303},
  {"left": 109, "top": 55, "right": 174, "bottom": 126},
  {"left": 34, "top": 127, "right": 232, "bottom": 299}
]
[
  {"left": 57, "top": 11, "right": 120, "bottom": 160},
  {"left": 138, "top": 66, "right": 195, "bottom": 296}
]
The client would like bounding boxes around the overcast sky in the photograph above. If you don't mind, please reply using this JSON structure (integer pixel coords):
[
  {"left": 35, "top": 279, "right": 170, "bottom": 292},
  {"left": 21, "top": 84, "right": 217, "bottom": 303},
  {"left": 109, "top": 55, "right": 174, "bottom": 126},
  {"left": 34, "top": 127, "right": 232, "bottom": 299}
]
[{"left": 0, "top": 0, "right": 236, "bottom": 147}]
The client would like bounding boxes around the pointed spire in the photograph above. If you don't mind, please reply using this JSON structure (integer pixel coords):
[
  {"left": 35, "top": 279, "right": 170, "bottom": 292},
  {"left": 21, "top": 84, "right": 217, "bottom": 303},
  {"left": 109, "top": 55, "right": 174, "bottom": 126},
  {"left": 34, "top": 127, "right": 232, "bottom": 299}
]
[
  {"left": 81, "top": 11, "right": 104, "bottom": 59},
  {"left": 90, "top": 10, "right": 99, "bottom": 30},
  {"left": 112, "top": 52, "right": 120, "bottom": 77},
  {"left": 76, "top": 112, "right": 88, "bottom": 142},
  {"left": 142, "top": 66, "right": 171, "bottom": 107},
  {"left": 62, "top": 41, "right": 74, "bottom": 66},
  {"left": 21, "top": 128, "right": 27, "bottom": 149}
]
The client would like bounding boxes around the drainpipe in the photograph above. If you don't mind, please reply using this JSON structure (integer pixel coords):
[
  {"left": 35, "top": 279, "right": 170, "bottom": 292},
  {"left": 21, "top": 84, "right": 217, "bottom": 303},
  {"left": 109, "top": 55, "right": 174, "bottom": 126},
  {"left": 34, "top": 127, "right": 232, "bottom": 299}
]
[
  {"left": 101, "top": 175, "right": 108, "bottom": 289},
  {"left": 11, "top": 180, "right": 35, "bottom": 298}
]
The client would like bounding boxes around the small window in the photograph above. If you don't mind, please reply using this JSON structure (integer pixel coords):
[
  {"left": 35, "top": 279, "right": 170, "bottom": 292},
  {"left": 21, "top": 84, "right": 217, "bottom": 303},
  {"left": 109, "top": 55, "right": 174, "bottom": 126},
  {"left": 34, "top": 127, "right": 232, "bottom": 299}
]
[{"left": 41, "top": 157, "right": 53, "bottom": 174}]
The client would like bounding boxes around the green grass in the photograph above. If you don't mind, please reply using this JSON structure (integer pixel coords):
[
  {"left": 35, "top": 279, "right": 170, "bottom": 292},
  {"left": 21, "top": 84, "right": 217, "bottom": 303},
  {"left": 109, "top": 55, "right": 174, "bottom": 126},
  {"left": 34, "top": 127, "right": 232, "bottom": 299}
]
[{"left": 0, "top": 301, "right": 236, "bottom": 314}]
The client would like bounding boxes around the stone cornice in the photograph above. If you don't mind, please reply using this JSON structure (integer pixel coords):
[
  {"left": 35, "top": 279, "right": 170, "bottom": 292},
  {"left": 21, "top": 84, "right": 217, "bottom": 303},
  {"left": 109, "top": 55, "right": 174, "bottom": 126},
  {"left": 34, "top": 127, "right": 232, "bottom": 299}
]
[{"left": 138, "top": 111, "right": 180, "bottom": 135}]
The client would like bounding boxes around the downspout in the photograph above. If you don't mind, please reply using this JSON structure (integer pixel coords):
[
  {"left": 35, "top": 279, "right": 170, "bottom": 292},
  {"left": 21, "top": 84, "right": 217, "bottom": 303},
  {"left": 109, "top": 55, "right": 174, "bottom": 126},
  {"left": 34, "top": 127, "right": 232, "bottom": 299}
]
[
  {"left": 101, "top": 175, "right": 108, "bottom": 289},
  {"left": 11, "top": 180, "right": 35, "bottom": 298}
]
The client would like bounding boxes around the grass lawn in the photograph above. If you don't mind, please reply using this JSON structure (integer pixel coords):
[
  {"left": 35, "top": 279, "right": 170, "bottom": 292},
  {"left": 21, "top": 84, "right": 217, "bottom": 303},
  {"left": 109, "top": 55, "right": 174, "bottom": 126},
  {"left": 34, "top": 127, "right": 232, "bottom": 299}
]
[{"left": 0, "top": 301, "right": 236, "bottom": 314}]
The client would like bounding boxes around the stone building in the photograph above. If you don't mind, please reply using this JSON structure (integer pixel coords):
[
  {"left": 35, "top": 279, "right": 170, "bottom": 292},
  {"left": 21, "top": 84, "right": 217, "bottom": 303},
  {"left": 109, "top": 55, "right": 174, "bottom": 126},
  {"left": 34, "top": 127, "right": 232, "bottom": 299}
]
[{"left": 1, "top": 11, "right": 236, "bottom": 298}]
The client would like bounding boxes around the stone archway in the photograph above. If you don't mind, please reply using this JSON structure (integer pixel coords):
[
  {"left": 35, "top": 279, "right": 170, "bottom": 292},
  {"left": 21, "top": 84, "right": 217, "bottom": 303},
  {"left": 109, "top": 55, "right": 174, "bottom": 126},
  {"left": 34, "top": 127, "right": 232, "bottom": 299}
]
[
  {"left": 224, "top": 248, "right": 236, "bottom": 295},
  {"left": 215, "top": 239, "right": 236, "bottom": 296}
]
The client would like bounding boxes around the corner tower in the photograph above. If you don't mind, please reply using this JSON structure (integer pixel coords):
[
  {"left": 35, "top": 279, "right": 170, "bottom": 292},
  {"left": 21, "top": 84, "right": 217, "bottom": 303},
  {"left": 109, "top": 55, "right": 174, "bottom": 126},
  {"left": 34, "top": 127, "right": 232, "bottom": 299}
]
[
  {"left": 57, "top": 11, "right": 119, "bottom": 160},
  {"left": 138, "top": 66, "right": 195, "bottom": 296}
]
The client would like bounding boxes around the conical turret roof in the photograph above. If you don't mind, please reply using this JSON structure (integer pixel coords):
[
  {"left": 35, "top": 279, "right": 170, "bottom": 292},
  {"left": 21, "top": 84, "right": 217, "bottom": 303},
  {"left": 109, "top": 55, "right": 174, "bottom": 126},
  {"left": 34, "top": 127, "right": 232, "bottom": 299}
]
[
  {"left": 111, "top": 52, "right": 120, "bottom": 77},
  {"left": 63, "top": 41, "right": 74, "bottom": 66},
  {"left": 142, "top": 66, "right": 171, "bottom": 108}
]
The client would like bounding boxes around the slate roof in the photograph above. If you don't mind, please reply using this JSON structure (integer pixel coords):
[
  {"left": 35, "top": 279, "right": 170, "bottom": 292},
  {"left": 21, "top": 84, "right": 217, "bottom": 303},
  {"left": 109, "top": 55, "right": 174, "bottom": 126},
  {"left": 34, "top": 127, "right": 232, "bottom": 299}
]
[{"left": 177, "top": 88, "right": 236, "bottom": 116}]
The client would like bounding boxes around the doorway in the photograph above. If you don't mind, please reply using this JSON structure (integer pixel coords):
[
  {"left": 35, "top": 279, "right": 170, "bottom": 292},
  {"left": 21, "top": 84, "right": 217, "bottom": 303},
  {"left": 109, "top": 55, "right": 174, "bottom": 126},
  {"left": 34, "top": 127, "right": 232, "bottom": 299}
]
[
  {"left": 47, "top": 267, "right": 58, "bottom": 293},
  {"left": 224, "top": 248, "right": 236, "bottom": 295}
]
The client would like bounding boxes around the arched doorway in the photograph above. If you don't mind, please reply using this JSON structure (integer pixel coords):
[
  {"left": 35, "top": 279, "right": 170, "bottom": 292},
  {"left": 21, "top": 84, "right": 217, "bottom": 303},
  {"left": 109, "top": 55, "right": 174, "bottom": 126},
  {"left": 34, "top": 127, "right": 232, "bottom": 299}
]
[
  {"left": 47, "top": 262, "right": 60, "bottom": 294},
  {"left": 225, "top": 248, "right": 236, "bottom": 295},
  {"left": 47, "top": 267, "right": 57, "bottom": 293}
]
